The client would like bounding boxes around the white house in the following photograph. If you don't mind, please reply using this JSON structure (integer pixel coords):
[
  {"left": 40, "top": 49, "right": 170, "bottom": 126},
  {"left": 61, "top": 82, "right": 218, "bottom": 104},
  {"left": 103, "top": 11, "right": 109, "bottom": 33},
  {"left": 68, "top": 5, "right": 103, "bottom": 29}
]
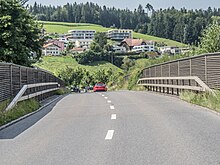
[
  {"left": 112, "top": 45, "right": 126, "bottom": 53},
  {"left": 159, "top": 46, "right": 180, "bottom": 55},
  {"left": 74, "top": 39, "right": 93, "bottom": 49},
  {"left": 132, "top": 44, "right": 155, "bottom": 53},
  {"left": 107, "top": 29, "right": 133, "bottom": 41},
  {"left": 42, "top": 43, "right": 61, "bottom": 56}
]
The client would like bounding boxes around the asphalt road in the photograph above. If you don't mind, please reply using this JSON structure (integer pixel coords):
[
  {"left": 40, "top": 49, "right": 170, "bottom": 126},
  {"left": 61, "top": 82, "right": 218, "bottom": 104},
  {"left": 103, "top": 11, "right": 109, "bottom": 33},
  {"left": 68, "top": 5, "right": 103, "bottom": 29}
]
[{"left": 0, "top": 91, "right": 220, "bottom": 165}]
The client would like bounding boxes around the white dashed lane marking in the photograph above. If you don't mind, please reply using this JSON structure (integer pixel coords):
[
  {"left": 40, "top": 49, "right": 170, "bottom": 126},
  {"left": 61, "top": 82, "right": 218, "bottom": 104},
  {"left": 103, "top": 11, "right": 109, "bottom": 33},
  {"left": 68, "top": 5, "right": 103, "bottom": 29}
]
[
  {"left": 107, "top": 100, "right": 111, "bottom": 103},
  {"left": 111, "top": 114, "right": 116, "bottom": 120},
  {"left": 105, "top": 130, "right": 114, "bottom": 140},
  {"left": 104, "top": 97, "right": 108, "bottom": 99},
  {"left": 110, "top": 105, "right": 115, "bottom": 109}
]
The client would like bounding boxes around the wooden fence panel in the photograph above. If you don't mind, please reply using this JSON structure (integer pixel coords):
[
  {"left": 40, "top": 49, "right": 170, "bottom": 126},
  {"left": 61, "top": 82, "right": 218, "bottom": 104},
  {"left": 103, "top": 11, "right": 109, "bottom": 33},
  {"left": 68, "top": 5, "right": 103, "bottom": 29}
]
[
  {"left": 0, "top": 65, "right": 11, "bottom": 102},
  {"left": 191, "top": 56, "right": 206, "bottom": 83},
  {"left": 179, "top": 60, "right": 190, "bottom": 77},
  {"left": 162, "top": 64, "right": 170, "bottom": 77},
  {"left": 207, "top": 55, "right": 220, "bottom": 89},
  {"left": 0, "top": 63, "right": 64, "bottom": 103},
  {"left": 170, "top": 63, "right": 178, "bottom": 77}
]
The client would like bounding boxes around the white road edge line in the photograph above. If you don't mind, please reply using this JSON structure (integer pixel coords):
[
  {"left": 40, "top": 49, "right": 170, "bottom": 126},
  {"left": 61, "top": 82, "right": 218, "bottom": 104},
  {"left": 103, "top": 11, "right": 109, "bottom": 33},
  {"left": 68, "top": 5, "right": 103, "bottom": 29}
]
[
  {"left": 107, "top": 100, "right": 111, "bottom": 103},
  {"left": 105, "top": 130, "right": 114, "bottom": 140},
  {"left": 110, "top": 105, "right": 115, "bottom": 109},
  {"left": 111, "top": 114, "right": 116, "bottom": 120}
]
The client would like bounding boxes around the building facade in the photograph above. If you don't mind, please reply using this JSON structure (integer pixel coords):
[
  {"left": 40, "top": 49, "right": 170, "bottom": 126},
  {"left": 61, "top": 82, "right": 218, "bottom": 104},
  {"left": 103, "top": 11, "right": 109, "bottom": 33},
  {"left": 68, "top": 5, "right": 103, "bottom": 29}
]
[
  {"left": 120, "top": 39, "right": 155, "bottom": 52},
  {"left": 159, "top": 46, "right": 180, "bottom": 55},
  {"left": 42, "top": 43, "right": 61, "bottom": 56},
  {"left": 67, "top": 30, "right": 96, "bottom": 49},
  {"left": 67, "top": 30, "right": 96, "bottom": 40},
  {"left": 107, "top": 29, "right": 132, "bottom": 41},
  {"left": 132, "top": 45, "right": 155, "bottom": 53}
]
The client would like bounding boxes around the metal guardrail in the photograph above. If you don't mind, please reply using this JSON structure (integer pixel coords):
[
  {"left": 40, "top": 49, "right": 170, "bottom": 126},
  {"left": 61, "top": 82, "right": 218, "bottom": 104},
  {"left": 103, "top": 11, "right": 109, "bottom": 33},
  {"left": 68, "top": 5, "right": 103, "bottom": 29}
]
[
  {"left": 5, "top": 82, "right": 59, "bottom": 111},
  {"left": 138, "top": 76, "right": 213, "bottom": 95}
]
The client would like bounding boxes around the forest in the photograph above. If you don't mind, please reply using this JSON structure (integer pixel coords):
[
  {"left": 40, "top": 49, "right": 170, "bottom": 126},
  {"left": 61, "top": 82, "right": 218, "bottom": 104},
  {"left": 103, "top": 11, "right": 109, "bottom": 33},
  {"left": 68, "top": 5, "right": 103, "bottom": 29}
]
[{"left": 29, "top": 2, "right": 220, "bottom": 45}]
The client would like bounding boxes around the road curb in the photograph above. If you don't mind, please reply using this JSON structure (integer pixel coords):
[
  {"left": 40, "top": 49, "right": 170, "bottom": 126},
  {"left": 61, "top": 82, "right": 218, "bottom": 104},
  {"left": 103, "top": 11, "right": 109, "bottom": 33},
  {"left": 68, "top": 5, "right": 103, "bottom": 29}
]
[{"left": 0, "top": 94, "right": 66, "bottom": 131}]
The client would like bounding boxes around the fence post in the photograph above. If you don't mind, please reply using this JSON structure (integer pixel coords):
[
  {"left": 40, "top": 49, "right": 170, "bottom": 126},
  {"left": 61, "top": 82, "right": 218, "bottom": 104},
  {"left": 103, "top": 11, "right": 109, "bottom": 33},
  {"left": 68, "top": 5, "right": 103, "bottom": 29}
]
[
  {"left": 205, "top": 55, "right": 207, "bottom": 84},
  {"left": 19, "top": 67, "right": 22, "bottom": 89},
  {"left": 10, "top": 64, "right": 13, "bottom": 97},
  {"left": 169, "top": 63, "right": 171, "bottom": 77},
  {"left": 178, "top": 61, "right": 180, "bottom": 76},
  {"left": 190, "top": 59, "right": 192, "bottom": 76}
]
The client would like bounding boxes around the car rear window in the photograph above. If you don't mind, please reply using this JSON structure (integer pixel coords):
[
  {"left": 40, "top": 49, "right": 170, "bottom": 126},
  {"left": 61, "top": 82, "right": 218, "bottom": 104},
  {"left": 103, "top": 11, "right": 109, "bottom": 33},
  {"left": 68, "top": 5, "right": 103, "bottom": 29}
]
[{"left": 95, "top": 83, "right": 105, "bottom": 87}]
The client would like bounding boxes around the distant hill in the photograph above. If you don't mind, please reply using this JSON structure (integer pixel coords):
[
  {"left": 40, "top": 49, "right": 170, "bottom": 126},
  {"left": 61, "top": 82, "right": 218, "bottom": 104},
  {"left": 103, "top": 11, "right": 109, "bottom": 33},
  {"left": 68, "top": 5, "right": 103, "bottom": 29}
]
[{"left": 40, "top": 21, "right": 185, "bottom": 47}]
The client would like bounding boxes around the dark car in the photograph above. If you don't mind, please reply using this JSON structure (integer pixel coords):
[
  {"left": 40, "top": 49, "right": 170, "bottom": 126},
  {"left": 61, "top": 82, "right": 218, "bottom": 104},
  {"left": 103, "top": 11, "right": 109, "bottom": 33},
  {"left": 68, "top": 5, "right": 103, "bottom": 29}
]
[
  {"left": 93, "top": 82, "right": 107, "bottom": 92},
  {"left": 71, "top": 86, "right": 80, "bottom": 93}
]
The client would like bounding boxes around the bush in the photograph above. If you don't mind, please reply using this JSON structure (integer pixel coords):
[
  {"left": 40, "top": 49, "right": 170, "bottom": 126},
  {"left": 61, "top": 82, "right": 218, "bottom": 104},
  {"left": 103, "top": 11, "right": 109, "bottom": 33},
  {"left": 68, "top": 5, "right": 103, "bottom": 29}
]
[
  {"left": 55, "top": 88, "right": 71, "bottom": 95},
  {"left": 0, "top": 99, "right": 40, "bottom": 126},
  {"left": 180, "top": 90, "right": 220, "bottom": 112}
]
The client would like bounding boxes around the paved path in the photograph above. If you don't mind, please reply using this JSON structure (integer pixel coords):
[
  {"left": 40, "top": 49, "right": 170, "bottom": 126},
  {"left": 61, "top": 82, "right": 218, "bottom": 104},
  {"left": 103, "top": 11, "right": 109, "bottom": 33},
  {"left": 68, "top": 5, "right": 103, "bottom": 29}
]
[{"left": 1, "top": 91, "right": 220, "bottom": 165}]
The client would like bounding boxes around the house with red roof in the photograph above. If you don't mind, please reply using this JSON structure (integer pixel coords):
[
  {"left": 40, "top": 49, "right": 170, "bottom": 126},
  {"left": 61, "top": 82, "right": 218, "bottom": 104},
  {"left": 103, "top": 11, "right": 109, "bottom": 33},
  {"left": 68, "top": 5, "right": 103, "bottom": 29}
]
[
  {"left": 120, "top": 39, "right": 155, "bottom": 52},
  {"left": 42, "top": 43, "right": 62, "bottom": 56}
]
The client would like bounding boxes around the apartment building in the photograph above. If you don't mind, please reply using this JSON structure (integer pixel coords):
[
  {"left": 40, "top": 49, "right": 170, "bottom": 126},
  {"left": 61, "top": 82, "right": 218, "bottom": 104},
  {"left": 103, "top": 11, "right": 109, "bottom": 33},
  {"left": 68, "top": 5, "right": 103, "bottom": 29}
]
[
  {"left": 107, "top": 29, "right": 132, "bottom": 41},
  {"left": 67, "top": 30, "right": 96, "bottom": 48}
]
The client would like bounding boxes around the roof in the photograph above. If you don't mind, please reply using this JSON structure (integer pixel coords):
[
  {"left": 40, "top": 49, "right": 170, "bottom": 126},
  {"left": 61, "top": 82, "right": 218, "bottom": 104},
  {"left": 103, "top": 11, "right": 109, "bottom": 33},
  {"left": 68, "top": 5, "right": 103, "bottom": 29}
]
[
  {"left": 71, "top": 47, "right": 86, "bottom": 51},
  {"left": 43, "top": 43, "right": 61, "bottom": 48},
  {"left": 121, "top": 39, "right": 155, "bottom": 47}
]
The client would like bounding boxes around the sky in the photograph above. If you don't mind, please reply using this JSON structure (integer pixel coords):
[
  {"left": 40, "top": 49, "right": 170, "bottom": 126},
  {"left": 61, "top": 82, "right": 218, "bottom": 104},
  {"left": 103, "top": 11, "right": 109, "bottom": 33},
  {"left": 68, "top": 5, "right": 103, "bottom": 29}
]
[{"left": 28, "top": 0, "right": 220, "bottom": 10}]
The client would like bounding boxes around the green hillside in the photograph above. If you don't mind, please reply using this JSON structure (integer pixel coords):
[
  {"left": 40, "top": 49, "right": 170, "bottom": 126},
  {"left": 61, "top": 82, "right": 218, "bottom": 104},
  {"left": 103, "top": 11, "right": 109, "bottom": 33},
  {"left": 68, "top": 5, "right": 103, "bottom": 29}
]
[
  {"left": 34, "top": 55, "right": 123, "bottom": 76},
  {"left": 40, "top": 21, "right": 185, "bottom": 47}
]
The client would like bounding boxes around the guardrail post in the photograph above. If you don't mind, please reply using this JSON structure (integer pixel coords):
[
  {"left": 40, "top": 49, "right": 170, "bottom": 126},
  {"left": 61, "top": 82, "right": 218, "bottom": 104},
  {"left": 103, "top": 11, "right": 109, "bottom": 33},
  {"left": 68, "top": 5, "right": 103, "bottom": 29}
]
[
  {"left": 171, "top": 80, "right": 174, "bottom": 95},
  {"left": 163, "top": 80, "right": 165, "bottom": 93},
  {"left": 177, "top": 79, "right": 179, "bottom": 96},
  {"left": 159, "top": 80, "right": 161, "bottom": 93}
]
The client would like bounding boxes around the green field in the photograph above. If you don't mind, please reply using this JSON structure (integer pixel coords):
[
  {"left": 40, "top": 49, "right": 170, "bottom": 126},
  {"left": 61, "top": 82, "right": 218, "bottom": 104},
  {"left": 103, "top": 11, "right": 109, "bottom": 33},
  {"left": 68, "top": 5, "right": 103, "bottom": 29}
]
[
  {"left": 39, "top": 21, "right": 185, "bottom": 47},
  {"left": 34, "top": 55, "right": 123, "bottom": 76}
]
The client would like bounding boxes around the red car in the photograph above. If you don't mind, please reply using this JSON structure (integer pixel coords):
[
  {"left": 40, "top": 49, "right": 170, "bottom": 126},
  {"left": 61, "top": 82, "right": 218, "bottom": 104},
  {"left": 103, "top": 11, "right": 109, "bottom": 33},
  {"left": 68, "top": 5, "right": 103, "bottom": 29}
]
[{"left": 93, "top": 82, "right": 107, "bottom": 92}]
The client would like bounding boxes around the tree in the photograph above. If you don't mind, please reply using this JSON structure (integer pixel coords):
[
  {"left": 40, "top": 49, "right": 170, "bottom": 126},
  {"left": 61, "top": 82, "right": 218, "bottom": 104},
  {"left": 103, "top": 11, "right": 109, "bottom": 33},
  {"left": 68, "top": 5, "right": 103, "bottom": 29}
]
[
  {"left": 0, "top": 0, "right": 44, "bottom": 66},
  {"left": 121, "top": 57, "right": 135, "bottom": 71},
  {"left": 93, "top": 32, "right": 107, "bottom": 49},
  {"left": 198, "top": 21, "right": 220, "bottom": 53},
  {"left": 94, "top": 69, "right": 109, "bottom": 83},
  {"left": 145, "top": 3, "right": 154, "bottom": 16}
]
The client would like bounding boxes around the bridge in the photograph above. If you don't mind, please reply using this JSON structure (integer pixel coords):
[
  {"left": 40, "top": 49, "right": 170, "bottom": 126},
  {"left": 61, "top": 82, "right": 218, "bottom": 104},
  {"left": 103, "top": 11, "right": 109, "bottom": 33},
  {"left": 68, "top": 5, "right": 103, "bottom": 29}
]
[{"left": 1, "top": 53, "right": 220, "bottom": 164}]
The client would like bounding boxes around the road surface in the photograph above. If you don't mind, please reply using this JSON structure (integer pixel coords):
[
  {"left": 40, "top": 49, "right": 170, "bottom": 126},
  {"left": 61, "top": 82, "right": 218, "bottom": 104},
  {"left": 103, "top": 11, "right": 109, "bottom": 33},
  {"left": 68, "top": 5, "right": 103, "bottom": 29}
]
[{"left": 1, "top": 91, "right": 220, "bottom": 165}]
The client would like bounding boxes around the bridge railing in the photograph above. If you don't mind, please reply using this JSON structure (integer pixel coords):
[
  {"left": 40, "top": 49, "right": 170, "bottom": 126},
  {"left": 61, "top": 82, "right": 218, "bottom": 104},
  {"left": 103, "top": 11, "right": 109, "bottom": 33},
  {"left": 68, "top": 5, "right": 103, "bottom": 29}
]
[
  {"left": 5, "top": 82, "right": 60, "bottom": 111},
  {"left": 138, "top": 76, "right": 213, "bottom": 95},
  {"left": 0, "top": 62, "right": 65, "bottom": 105},
  {"left": 141, "top": 52, "right": 220, "bottom": 90}
]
